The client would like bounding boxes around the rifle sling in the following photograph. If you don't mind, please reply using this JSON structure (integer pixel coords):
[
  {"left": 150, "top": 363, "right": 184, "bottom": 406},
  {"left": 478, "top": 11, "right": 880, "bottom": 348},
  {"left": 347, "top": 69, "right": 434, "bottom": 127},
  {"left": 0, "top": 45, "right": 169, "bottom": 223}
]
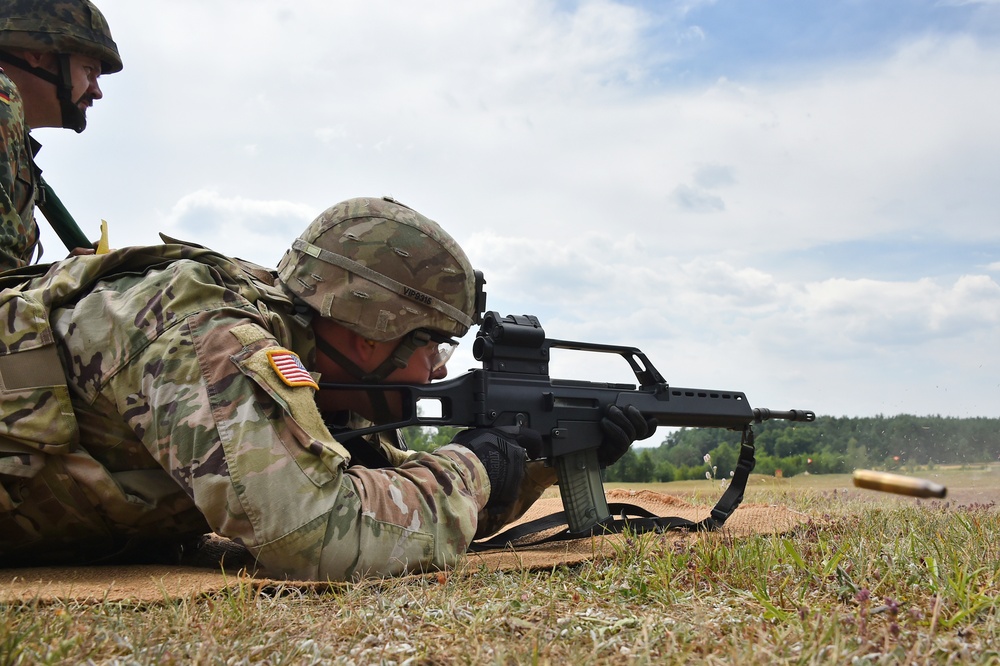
[{"left": 468, "top": 428, "right": 757, "bottom": 552}]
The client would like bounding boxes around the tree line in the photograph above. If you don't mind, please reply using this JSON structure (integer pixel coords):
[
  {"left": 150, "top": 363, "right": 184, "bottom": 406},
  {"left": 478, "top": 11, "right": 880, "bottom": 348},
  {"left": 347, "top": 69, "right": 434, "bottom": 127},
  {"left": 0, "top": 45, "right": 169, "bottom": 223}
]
[{"left": 403, "top": 415, "right": 999, "bottom": 482}]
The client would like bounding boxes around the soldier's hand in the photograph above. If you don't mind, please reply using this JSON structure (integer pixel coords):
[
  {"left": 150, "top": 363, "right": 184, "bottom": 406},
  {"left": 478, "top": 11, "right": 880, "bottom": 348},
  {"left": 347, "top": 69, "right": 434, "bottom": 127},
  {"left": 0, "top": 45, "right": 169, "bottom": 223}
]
[
  {"left": 452, "top": 426, "right": 541, "bottom": 539},
  {"left": 452, "top": 427, "right": 534, "bottom": 504},
  {"left": 598, "top": 405, "right": 658, "bottom": 467}
]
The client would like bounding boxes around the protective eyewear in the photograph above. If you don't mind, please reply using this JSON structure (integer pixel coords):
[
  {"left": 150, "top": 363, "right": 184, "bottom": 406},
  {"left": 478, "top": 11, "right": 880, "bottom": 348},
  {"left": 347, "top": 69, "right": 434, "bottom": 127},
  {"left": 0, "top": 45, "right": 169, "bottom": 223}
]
[
  {"left": 422, "top": 329, "right": 459, "bottom": 372},
  {"left": 431, "top": 341, "right": 458, "bottom": 372}
]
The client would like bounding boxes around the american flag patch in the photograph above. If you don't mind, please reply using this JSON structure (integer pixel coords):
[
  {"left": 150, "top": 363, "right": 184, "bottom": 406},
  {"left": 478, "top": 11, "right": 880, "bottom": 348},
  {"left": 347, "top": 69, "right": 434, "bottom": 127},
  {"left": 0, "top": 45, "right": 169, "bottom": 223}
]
[{"left": 266, "top": 350, "right": 318, "bottom": 389}]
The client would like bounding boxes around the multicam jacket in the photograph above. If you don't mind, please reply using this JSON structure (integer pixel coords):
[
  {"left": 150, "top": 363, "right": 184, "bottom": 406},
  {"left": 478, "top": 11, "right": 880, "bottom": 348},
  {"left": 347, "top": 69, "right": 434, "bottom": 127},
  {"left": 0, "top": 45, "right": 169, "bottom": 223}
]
[
  {"left": 0, "top": 243, "right": 489, "bottom": 580},
  {"left": 0, "top": 69, "right": 39, "bottom": 272}
]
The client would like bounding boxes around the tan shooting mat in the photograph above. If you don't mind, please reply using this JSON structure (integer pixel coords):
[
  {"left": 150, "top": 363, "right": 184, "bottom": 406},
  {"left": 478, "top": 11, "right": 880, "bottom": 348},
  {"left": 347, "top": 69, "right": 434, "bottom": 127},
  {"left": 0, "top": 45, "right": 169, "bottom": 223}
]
[
  {"left": 467, "top": 488, "right": 811, "bottom": 571},
  {"left": 0, "top": 489, "right": 810, "bottom": 603}
]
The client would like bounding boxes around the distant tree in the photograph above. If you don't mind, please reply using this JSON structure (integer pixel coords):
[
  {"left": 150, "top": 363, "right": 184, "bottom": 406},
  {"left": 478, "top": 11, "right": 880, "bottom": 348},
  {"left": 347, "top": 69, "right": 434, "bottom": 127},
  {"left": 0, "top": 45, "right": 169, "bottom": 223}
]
[
  {"left": 844, "top": 437, "right": 868, "bottom": 470},
  {"left": 773, "top": 427, "right": 816, "bottom": 458},
  {"left": 658, "top": 415, "right": 999, "bottom": 479},
  {"left": 401, "top": 425, "right": 462, "bottom": 452},
  {"left": 653, "top": 459, "right": 676, "bottom": 483},
  {"left": 411, "top": 415, "right": 1000, "bottom": 483},
  {"left": 708, "top": 441, "right": 740, "bottom": 479}
]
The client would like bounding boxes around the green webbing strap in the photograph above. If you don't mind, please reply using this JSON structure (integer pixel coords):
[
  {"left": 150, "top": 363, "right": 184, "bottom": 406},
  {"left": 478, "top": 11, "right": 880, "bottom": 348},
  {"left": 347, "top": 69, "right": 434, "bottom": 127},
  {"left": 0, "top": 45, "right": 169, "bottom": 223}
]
[{"left": 36, "top": 175, "right": 93, "bottom": 252}]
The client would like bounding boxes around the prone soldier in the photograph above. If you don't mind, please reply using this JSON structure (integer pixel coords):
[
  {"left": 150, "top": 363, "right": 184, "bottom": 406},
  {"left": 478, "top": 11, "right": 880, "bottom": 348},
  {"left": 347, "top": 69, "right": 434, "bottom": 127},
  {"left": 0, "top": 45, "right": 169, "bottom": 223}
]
[{"left": 0, "top": 196, "right": 652, "bottom": 579}]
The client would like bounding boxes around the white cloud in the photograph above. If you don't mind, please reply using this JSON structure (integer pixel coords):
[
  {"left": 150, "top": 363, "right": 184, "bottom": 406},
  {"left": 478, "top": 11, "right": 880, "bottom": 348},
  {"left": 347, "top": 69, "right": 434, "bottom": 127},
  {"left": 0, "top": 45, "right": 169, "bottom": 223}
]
[{"left": 156, "top": 191, "right": 316, "bottom": 265}]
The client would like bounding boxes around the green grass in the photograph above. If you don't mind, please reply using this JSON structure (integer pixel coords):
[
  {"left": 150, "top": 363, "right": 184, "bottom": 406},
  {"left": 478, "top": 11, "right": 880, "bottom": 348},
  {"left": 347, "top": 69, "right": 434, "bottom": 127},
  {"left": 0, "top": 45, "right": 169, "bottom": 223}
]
[{"left": 2, "top": 470, "right": 998, "bottom": 665}]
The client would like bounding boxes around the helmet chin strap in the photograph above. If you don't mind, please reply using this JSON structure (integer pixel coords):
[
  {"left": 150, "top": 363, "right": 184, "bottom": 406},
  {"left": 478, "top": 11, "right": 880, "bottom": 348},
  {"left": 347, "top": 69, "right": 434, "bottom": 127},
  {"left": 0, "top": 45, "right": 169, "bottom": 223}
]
[
  {"left": 314, "top": 330, "right": 432, "bottom": 424},
  {"left": 56, "top": 54, "right": 86, "bottom": 133},
  {"left": 0, "top": 51, "right": 86, "bottom": 132}
]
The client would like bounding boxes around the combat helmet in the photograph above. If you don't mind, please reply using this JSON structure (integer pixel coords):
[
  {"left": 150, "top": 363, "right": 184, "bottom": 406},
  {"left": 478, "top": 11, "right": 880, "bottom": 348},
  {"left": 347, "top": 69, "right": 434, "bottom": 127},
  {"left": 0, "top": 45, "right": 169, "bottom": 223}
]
[
  {"left": 278, "top": 196, "right": 485, "bottom": 381},
  {"left": 0, "top": 0, "right": 122, "bottom": 131}
]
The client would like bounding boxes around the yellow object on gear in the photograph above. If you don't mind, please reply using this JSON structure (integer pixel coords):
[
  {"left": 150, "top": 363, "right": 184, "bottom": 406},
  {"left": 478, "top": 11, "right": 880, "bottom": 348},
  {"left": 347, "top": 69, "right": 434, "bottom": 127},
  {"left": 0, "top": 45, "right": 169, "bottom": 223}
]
[{"left": 96, "top": 220, "right": 110, "bottom": 254}]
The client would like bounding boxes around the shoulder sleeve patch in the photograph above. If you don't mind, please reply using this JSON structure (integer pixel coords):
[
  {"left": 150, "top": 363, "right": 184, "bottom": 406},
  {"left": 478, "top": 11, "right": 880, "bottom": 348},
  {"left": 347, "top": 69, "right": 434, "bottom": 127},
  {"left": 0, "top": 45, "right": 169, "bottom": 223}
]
[
  {"left": 266, "top": 349, "right": 319, "bottom": 390},
  {"left": 237, "top": 345, "right": 349, "bottom": 462}
]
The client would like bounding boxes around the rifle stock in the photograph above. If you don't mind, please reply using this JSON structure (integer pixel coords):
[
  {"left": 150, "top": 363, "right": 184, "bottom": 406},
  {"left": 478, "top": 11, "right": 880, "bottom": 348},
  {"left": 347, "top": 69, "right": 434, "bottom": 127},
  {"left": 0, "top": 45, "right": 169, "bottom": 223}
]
[{"left": 321, "top": 311, "right": 815, "bottom": 534}]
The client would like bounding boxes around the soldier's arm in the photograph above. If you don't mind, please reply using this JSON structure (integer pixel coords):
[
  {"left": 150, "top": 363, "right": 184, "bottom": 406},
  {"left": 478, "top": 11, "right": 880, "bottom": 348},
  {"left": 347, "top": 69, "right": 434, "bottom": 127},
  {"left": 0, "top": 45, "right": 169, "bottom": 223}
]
[{"left": 106, "top": 308, "right": 491, "bottom": 580}]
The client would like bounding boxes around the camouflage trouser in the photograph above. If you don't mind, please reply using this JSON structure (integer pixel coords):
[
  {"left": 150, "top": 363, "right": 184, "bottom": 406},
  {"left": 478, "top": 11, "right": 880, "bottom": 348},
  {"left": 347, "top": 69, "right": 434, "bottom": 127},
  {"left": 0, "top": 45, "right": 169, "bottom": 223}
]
[{"left": 0, "top": 445, "right": 210, "bottom": 566}]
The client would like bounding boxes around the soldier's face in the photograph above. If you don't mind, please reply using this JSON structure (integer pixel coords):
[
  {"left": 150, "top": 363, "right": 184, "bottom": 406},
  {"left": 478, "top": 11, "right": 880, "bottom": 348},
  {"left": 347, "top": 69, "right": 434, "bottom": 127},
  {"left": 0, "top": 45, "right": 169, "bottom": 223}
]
[
  {"left": 15, "top": 51, "right": 103, "bottom": 127},
  {"left": 313, "top": 327, "right": 450, "bottom": 423},
  {"left": 66, "top": 53, "right": 104, "bottom": 112},
  {"left": 312, "top": 319, "right": 450, "bottom": 385}
]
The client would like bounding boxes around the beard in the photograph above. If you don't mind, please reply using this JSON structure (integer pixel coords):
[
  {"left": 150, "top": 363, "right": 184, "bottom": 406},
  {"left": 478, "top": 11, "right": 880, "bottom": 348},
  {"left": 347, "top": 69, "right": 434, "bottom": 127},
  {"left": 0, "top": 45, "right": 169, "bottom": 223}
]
[{"left": 64, "top": 94, "right": 95, "bottom": 133}]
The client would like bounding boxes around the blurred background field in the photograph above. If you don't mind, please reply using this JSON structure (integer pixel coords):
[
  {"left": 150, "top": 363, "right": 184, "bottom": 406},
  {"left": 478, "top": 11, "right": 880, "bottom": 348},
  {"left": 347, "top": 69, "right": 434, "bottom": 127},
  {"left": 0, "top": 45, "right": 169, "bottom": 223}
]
[{"left": 607, "top": 465, "right": 1000, "bottom": 509}]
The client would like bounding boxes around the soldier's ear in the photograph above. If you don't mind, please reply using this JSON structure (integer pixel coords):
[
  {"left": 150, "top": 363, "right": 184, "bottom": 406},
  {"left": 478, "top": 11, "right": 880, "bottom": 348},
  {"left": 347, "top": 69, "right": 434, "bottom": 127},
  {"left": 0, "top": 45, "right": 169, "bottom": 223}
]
[
  {"left": 350, "top": 332, "right": 379, "bottom": 362},
  {"left": 17, "top": 50, "right": 52, "bottom": 69}
]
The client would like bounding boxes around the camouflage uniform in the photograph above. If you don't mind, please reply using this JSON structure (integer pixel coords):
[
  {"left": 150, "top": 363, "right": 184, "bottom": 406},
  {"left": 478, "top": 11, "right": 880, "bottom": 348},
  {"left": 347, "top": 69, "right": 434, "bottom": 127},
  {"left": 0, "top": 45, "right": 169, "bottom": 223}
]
[
  {"left": 0, "top": 237, "right": 491, "bottom": 580},
  {"left": 0, "top": 68, "right": 38, "bottom": 271},
  {"left": 0, "top": 0, "right": 124, "bottom": 270}
]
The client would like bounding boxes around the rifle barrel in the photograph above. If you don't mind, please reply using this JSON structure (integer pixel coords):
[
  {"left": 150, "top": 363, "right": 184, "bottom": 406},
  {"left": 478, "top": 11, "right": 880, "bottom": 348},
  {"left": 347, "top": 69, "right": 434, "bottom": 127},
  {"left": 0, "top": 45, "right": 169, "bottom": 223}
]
[{"left": 754, "top": 408, "right": 816, "bottom": 423}]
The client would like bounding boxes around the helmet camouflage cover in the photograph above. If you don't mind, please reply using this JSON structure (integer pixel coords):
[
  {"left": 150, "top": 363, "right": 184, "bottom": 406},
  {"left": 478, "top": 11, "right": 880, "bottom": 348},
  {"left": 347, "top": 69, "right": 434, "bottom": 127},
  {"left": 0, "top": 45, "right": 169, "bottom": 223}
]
[
  {"left": 0, "top": 0, "right": 122, "bottom": 74},
  {"left": 278, "top": 197, "right": 481, "bottom": 342}
]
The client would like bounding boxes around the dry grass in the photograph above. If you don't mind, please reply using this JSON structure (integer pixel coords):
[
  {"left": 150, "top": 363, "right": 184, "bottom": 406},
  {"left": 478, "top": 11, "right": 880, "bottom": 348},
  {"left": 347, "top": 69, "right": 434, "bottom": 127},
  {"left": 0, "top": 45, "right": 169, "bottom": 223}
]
[{"left": 2, "top": 469, "right": 998, "bottom": 665}]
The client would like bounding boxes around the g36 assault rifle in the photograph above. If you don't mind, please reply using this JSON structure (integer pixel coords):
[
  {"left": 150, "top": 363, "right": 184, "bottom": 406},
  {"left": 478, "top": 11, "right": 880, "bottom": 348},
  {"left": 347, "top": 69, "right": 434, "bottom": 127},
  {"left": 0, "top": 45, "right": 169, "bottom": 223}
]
[{"left": 322, "top": 311, "right": 814, "bottom": 540}]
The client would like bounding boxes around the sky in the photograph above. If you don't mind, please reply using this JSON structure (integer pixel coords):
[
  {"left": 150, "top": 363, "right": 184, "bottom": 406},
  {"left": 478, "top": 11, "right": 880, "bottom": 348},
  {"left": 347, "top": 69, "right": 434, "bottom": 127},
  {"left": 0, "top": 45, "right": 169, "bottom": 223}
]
[{"left": 29, "top": 0, "right": 1000, "bottom": 421}]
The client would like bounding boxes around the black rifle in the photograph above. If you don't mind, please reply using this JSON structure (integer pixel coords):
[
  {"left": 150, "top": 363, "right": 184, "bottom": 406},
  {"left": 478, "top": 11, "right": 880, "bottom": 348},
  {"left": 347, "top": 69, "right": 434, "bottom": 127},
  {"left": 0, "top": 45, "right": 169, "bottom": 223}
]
[{"left": 321, "top": 311, "right": 814, "bottom": 537}]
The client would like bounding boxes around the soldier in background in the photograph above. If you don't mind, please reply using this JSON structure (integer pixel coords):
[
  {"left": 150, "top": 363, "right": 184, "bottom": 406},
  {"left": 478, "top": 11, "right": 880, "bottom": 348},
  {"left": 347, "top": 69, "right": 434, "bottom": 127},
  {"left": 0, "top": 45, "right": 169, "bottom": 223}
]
[
  {"left": 0, "top": 196, "right": 653, "bottom": 580},
  {"left": 0, "top": 0, "right": 122, "bottom": 271}
]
